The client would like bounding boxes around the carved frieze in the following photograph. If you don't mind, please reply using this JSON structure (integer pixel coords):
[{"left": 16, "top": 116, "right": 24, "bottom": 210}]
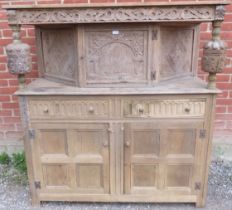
[{"left": 6, "top": 5, "right": 221, "bottom": 25}]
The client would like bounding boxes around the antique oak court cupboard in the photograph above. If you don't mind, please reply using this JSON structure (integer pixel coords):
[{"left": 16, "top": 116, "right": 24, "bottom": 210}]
[{"left": 4, "top": 1, "right": 228, "bottom": 207}]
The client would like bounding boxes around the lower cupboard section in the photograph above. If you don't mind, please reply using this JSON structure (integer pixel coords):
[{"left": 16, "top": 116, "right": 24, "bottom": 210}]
[{"left": 29, "top": 120, "right": 206, "bottom": 204}]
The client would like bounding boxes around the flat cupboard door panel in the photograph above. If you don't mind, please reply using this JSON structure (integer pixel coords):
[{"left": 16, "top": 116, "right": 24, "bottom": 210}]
[
  {"left": 159, "top": 26, "right": 196, "bottom": 80},
  {"left": 32, "top": 123, "right": 110, "bottom": 195},
  {"left": 81, "top": 24, "right": 154, "bottom": 86},
  {"left": 40, "top": 28, "right": 76, "bottom": 85},
  {"left": 123, "top": 121, "right": 204, "bottom": 195}
]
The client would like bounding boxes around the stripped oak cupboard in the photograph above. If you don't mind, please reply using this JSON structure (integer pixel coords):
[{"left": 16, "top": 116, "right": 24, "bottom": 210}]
[{"left": 4, "top": 2, "right": 228, "bottom": 207}]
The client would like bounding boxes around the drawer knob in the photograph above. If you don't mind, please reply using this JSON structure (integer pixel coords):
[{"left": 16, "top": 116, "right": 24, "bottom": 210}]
[
  {"left": 43, "top": 108, "right": 49, "bottom": 113},
  {"left": 185, "top": 108, "right": 191, "bottom": 113},
  {"left": 88, "top": 106, "right": 95, "bottom": 114},
  {"left": 137, "top": 104, "right": 144, "bottom": 114},
  {"left": 103, "top": 141, "right": 109, "bottom": 147},
  {"left": 125, "top": 141, "right": 130, "bottom": 147}
]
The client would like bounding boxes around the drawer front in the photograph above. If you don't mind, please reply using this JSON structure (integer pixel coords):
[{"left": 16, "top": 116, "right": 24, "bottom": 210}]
[
  {"left": 123, "top": 98, "right": 206, "bottom": 118},
  {"left": 29, "top": 98, "right": 110, "bottom": 119}
]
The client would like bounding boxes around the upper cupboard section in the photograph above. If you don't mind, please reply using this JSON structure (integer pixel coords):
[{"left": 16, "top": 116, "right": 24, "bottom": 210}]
[{"left": 36, "top": 23, "right": 199, "bottom": 87}]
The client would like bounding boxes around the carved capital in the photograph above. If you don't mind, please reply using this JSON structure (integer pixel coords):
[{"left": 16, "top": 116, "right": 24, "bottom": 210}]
[{"left": 215, "top": 5, "right": 226, "bottom": 20}]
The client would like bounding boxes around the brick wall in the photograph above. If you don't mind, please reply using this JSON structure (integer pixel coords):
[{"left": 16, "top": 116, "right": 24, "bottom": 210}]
[{"left": 0, "top": 0, "right": 231, "bottom": 146}]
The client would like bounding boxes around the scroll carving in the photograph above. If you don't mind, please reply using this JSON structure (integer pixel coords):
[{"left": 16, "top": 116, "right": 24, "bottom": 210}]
[{"left": 7, "top": 6, "right": 217, "bottom": 25}]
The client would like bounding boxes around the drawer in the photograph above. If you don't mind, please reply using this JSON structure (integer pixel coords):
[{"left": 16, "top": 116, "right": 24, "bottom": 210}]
[
  {"left": 123, "top": 98, "right": 206, "bottom": 118},
  {"left": 28, "top": 98, "right": 110, "bottom": 119}
]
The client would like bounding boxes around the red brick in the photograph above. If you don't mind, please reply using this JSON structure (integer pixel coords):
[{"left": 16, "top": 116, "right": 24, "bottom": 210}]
[
  {"left": 216, "top": 114, "right": 232, "bottom": 120},
  {"left": 2, "top": 102, "right": 19, "bottom": 109},
  {"left": 63, "top": 0, "right": 87, "bottom": 2},
  {"left": 214, "top": 120, "right": 225, "bottom": 129},
  {"left": 0, "top": 124, "right": 15, "bottom": 131},
  {"left": 0, "top": 79, "right": 8, "bottom": 87},
  {"left": 4, "top": 117, "right": 21, "bottom": 124},
  {"left": 0, "top": 95, "right": 10, "bottom": 101},
  {"left": 0, "top": 110, "right": 12, "bottom": 117},
  {"left": 216, "top": 106, "right": 227, "bottom": 113},
  {"left": 216, "top": 74, "right": 230, "bottom": 82},
  {"left": 217, "top": 90, "right": 228, "bottom": 98},
  {"left": 217, "top": 82, "right": 232, "bottom": 90},
  {"left": 5, "top": 131, "right": 23, "bottom": 139},
  {"left": 228, "top": 106, "right": 232, "bottom": 113},
  {"left": 217, "top": 99, "right": 232, "bottom": 106}
]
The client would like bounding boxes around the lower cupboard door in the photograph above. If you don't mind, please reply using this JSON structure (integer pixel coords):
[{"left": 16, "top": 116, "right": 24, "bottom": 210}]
[
  {"left": 32, "top": 123, "right": 110, "bottom": 195},
  {"left": 124, "top": 121, "right": 205, "bottom": 196}
]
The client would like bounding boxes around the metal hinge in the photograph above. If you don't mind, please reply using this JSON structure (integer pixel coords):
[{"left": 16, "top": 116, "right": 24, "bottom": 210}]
[
  {"left": 152, "top": 29, "right": 158, "bottom": 40},
  {"left": 151, "top": 71, "right": 156, "bottom": 80},
  {"left": 195, "top": 182, "right": 201, "bottom": 190},
  {"left": 34, "top": 181, "right": 41, "bottom": 189},
  {"left": 28, "top": 129, "right": 35, "bottom": 139},
  {"left": 199, "top": 129, "right": 206, "bottom": 139}
]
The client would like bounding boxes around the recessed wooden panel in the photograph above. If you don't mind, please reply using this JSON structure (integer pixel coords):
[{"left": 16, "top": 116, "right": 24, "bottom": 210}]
[
  {"left": 167, "top": 165, "right": 192, "bottom": 187},
  {"left": 68, "top": 124, "right": 110, "bottom": 194},
  {"left": 160, "top": 27, "right": 194, "bottom": 80},
  {"left": 40, "top": 130, "right": 68, "bottom": 155},
  {"left": 76, "top": 164, "right": 103, "bottom": 189},
  {"left": 83, "top": 25, "right": 150, "bottom": 85},
  {"left": 41, "top": 28, "right": 76, "bottom": 85},
  {"left": 133, "top": 130, "right": 160, "bottom": 155},
  {"left": 167, "top": 129, "right": 196, "bottom": 155},
  {"left": 72, "top": 130, "right": 103, "bottom": 156},
  {"left": 43, "top": 164, "right": 70, "bottom": 189},
  {"left": 133, "top": 164, "right": 157, "bottom": 187}
]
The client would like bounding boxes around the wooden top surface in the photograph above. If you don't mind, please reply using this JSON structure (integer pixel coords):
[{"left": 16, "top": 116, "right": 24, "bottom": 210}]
[
  {"left": 3, "top": 2, "right": 229, "bottom": 10},
  {"left": 15, "top": 77, "right": 220, "bottom": 96}
]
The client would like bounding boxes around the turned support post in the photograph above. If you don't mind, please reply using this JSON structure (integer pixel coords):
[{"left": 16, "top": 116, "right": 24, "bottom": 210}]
[
  {"left": 6, "top": 25, "right": 32, "bottom": 89},
  {"left": 202, "top": 20, "right": 226, "bottom": 89}
]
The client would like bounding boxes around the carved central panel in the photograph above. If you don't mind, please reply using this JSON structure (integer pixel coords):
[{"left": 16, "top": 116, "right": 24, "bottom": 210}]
[{"left": 84, "top": 26, "right": 149, "bottom": 85}]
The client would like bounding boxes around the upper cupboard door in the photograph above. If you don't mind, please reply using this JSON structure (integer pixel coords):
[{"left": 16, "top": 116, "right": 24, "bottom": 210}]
[
  {"left": 159, "top": 25, "right": 199, "bottom": 81},
  {"left": 80, "top": 24, "right": 155, "bottom": 86},
  {"left": 38, "top": 28, "right": 77, "bottom": 86}
]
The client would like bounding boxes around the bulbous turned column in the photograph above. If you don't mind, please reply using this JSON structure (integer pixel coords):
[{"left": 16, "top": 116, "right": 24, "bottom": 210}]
[
  {"left": 202, "top": 21, "right": 227, "bottom": 89},
  {"left": 6, "top": 25, "right": 32, "bottom": 89}
]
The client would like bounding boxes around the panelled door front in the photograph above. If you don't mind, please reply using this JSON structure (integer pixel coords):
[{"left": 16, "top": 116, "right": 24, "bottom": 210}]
[
  {"left": 124, "top": 120, "right": 205, "bottom": 196},
  {"left": 31, "top": 123, "right": 111, "bottom": 195}
]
